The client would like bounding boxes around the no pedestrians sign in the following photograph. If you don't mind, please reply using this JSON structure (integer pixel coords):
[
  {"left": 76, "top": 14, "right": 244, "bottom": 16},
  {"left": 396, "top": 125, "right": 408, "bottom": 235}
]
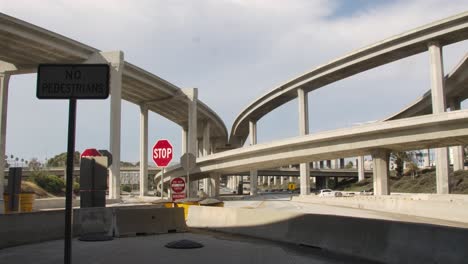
[{"left": 37, "top": 64, "right": 109, "bottom": 99}]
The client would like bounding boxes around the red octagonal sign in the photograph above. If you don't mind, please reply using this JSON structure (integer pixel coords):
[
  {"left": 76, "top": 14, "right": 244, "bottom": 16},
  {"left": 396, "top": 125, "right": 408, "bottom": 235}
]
[
  {"left": 152, "top": 139, "right": 173, "bottom": 167},
  {"left": 170, "top": 177, "right": 186, "bottom": 193}
]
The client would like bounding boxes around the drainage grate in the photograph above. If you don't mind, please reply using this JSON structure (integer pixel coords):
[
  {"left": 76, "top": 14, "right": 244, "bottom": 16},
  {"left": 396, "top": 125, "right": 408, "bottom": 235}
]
[{"left": 165, "top": 239, "right": 204, "bottom": 249}]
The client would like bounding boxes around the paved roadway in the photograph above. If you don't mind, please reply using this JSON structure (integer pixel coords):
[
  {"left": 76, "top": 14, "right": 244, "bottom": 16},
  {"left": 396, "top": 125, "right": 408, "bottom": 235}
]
[
  {"left": 0, "top": 230, "right": 374, "bottom": 264},
  {"left": 223, "top": 192, "right": 468, "bottom": 228}
]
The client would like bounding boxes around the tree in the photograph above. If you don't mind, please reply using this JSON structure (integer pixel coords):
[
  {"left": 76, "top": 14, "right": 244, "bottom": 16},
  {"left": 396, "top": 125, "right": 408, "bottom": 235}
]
[
  {"left": 345, "top": 161, "right": 354, "bottom": 169},
  {"left": 47, "top": 151, "right": 80, "bottom": 167},
  {"left": 120, "top": 161, "right": 135, "bottom": 167},
  {"left": 391, "top": 152, "right": 411, "bottom": 177},
  {"left": 28, "top": 158, "right": 42, "bottom": 171},
  {"left": 406, "top": 162, "right": 419, "bottom": 179}
]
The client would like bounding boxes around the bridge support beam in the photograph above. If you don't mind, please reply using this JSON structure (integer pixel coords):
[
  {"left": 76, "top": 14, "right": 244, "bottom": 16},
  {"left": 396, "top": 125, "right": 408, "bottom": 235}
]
[
  {"left": 249, "top": 120, "right": 258, "bottom": 196},
  {"left": 429, "top": 41, "right": 450, "bottom": 194},
  {"left": 210, "top": 173, "right": 220, "bottom": 197},
  {"left": 372, "top": 149, "right": 390, "bottom": 195},
  {"left": 203, "top": 121, "right": 212, "bottom": 196},
  {"left": 298, "top": 88, "right": 310, "bottom": 195},
  {"left": 82, "top": 52, "right": 125, "bottom": 199},
  {"left": 358, "top": 156, "right": 365, "bottom": 181},
  {"left": 0, "top": 71, "right": 10, "bottom": 199},
  {"left": 183, "top": 88, "right": 199, "bottom": 198},
  {"left": 449, "top": 98, "right": 464, "bottom": 171},
  {"left": 101, "top": 51, "right": 124, "bottom": 200},
  {"left": 139, "top": 104, "right": 148, "bottom": 196}
]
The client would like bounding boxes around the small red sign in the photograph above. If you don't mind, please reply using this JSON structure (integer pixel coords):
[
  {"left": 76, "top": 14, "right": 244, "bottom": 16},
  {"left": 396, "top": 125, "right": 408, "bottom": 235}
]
[
  {"left": 152, "top": 139, "right": 173, "bottom": 167},
  {"left": 170, "top": 177, "right": 186, "bottom": 201},
  {"left": 81, "top": 148, "right": 102, "bottom": 157},
  {"left": 171, "top": 177, "right": 186, "bottom": 193}
]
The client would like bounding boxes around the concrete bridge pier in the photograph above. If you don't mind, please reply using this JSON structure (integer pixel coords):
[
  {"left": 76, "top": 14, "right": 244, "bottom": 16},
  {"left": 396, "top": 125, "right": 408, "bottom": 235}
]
[
  {"left": 237, "top": 176, "right": 243, "bottom": 194},
  {"left": 358, "top": 156, "right": 365, "bottom": 182},
  {"left": 0, "top": 66, "right": 12, "bottom": 199},
  {"left": 183, "top": 88, "right": 199, "bottom": 198},
  {"left": 298, "top": 88, "right": 310, "bottom": 195},
  {"left": 249, "top": 120, "right": 258, "bottom": 196},
  {"left": 372, "top": 149, "right": 390, "bottom": 195},
  {"left": 139, "top": 104, "right": 148, "bottom": 196},
  {"left": 209, "top": 173, "right": 220, "bottom": 197},
  {"left": 85, "top": 51, "right": 125, "bottom": 200},
  {"left": 449, "top": 98, "right": 465, "bottom": 171},
  {"left": 428, "top": 41, "right": 450, "bottom": 194}
]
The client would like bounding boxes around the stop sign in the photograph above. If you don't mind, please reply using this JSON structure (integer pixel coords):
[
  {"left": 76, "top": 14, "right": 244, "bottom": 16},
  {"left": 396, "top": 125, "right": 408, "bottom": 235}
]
[
  {"left": 170, "top": 177, "right": 186, "bottom": 193},
  {"left": 152, "top": 139, "right": 173, "bottom": 167}
]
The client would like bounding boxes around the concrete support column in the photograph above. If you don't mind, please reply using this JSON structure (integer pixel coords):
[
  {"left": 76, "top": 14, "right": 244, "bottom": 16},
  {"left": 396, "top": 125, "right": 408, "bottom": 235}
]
[
  {"left": 372, "top": 149, "right": 390, "bottom": 195},
  {"left": 280, "top": 176, "right": 284, "bottom": 185},
  {"left": 139, "top": 104, "right": 148, "bottom": 196},
  {"left": 358, "top": 156, "right": 365, "bottom": 181},
  {"left": 182, "top": 128, "right": 187, "bottom": 154},
  {"left": 249, "top": 120, "right": 258, "bottom": 196},
  {"left": 298, "top": 88, "right": 310, "bottom": 195},
  {"left": 183, "top": 88, "right": 198, "bottom": 198},
  {"left": 267, "top": 176, "right": 271, "bottom": 186},
  {"left": 424, "top": 149, "right": 430, "bottom": 167},
  {"left": 210, "top": 173, "right": 220, "bottom": 197},
  {"left": 273, "top": 176, "right": 277, "bottom": 186},
  {"left": 448, "top": 98, "right": 464, "bottom": 171},
  {"left": 237, "top": 175, "right": 243, "bottom": 194},
  {"left": 104, "top": 51, "right": 124, "bottom": 200},
  {"left": 0, "top": 72, "right": 10, "bottom": 198},
  {"left": 429, "top": 42, "right": 450, "bottom": 194},
  {"left": 250, "top": 170, "right": 258, "bottom": 195},
  {"left": 202, "top": 121, "right": 211, "bottom": 196}
]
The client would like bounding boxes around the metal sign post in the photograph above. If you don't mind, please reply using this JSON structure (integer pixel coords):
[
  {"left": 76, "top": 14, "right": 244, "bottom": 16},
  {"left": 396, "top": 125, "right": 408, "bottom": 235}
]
[
  {"left": 161, "top": 168, "right": 164, "bottom": 199},
  {"left": 37, "top": 63, "right": 109, "bottom": 264},
  {"left": 64, "top": 99, "right": 76, "bottom": 264}
]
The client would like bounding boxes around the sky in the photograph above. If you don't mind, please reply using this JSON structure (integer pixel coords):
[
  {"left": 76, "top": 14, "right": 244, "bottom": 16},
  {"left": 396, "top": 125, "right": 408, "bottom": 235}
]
[{"left": 1, "top": 0, "right": 467, "bottom": 165}]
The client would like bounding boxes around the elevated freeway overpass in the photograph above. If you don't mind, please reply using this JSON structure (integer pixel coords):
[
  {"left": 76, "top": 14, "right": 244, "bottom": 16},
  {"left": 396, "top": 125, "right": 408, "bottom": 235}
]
[
  {"left": 0, "top": 13, "right": 228, "bottom": 199},
  {"left": 163, "top": 12, "right": 468, "bottom": 197}
]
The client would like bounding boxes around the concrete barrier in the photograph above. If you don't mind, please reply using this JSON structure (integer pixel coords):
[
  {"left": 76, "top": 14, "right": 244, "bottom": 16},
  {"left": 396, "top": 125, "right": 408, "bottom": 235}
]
[
  {"left": 0, "top": 210, "right": 80, "bottom": 248},
  {"left": 31, "top": 197, "right": 120, "bottom": 211},
  {"left": 114, "top": 207, "right": 187, "bottom": 237},
  {"left": 0, "top": 206, "right": 187, "bottom": 248},
  {"left": 187, "top": 206, "right": 468, "bottom": 264},
  {"left": 291, "top": 195, "right": 468, "bottom": 223}
]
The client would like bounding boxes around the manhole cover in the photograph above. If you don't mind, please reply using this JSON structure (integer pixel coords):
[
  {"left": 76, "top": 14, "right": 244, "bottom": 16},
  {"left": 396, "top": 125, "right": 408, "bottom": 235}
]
[{"left": 165, "top": 239, "right": 204, "bottom": 249}]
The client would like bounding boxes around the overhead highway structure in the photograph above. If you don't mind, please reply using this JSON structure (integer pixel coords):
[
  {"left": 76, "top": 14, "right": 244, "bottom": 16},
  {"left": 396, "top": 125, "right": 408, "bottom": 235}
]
[
  {"left": 230, "top": 12, "right": 468, "bottom": 146},
  {"left": 0, "top": 13, "right": 227, "bottom": 199},
  {"left": 164, "top": 110, "right": 468, "bottom": 195},
  {"left": 226, "top": 12, "right": 468, "bottom": 196}
]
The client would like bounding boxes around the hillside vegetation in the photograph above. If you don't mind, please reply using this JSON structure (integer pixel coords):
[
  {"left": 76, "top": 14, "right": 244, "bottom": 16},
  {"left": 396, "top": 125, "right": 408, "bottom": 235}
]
[{"left": 337, "top": 169, "right": 468, "bottom": 194}]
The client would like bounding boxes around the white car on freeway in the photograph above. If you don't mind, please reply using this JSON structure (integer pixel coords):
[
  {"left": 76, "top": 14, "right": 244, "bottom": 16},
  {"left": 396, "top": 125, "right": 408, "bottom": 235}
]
[{"left": 318, "top": 189, "right": 343, "bottom": 197}]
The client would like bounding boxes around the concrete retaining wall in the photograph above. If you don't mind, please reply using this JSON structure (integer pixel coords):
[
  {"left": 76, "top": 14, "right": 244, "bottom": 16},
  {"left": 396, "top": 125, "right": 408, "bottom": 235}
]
[
  {"left": 187, "top": 206, "right": 468, "bottom": 264},
  {"left": 0, "top": 206, "right": 187, "bottom": 249},
  {"left": 291, "top": 195, "right": 468, "bottom": 223}
]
